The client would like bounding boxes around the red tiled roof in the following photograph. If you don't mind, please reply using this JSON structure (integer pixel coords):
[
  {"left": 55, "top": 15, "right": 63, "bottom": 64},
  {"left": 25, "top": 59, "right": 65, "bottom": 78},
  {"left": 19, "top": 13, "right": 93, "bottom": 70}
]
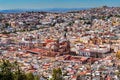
[
  {"left": 45, "top": 39, "right": 54, "bottom": 43},
  {"left": 28, "top": 48, "right": 48, "bottom": 54}
]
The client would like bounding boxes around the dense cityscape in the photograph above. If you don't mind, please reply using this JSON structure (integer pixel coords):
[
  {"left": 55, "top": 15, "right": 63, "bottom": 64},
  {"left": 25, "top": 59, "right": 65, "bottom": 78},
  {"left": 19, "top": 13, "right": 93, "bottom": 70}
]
[{"left": 0, "top": 6, "right": 120, "bottom": 80}]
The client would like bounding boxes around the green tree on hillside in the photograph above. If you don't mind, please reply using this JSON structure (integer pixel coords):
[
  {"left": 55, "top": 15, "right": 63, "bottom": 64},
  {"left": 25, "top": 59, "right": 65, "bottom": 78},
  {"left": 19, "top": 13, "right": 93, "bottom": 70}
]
[
  {"left": 0, "top": 59, "right": 39, "bottom": 80},
  {"left": 50, "top": 68, "right": 63, "bottom": 80},
  {"left": 0, "top": 60, "right": 14, "bottom": 80}
]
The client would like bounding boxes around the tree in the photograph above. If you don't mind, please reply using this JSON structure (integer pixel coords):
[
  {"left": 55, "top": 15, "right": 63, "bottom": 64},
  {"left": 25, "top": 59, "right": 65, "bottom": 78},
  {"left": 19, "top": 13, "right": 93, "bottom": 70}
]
[
  {"left": 5, "top": 23, "right": 10, "bottom": 28},
  {"left": 0, "top": 59, "right": 14, "bottom": 80},
  {"left": 12, "top": 61, "right": 27, "bottom": 80},
  {"left": 50, "top": 68, "right": 63, "bottom": 80},
  {"left": 13, "top": 67, "right": 27, "bottom": 80},
  {"left": 0, "top": 60, "right": 39, "bottom": 80},
  {"left": 34, "top": 75, "right": 39, "bottom": 80},
  {"left": 26, "top": 72, "right": 34, "bottom": 80}
]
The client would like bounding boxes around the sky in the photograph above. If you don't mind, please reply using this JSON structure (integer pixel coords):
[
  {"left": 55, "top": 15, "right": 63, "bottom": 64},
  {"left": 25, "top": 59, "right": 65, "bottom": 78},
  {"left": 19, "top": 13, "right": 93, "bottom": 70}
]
[{"left": 0, "top": 0, "right": 120, "bottom": 9}]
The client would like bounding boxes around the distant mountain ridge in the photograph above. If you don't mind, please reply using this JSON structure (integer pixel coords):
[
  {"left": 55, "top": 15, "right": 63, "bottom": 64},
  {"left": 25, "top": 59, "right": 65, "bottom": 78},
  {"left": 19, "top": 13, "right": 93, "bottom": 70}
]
[{"left": 0, "top": 8, "right": 89, "bottom": 13}]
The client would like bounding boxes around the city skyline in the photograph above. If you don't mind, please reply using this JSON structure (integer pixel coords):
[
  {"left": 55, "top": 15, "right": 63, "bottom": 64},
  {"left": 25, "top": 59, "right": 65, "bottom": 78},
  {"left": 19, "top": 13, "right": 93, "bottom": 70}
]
[{"left": 0, "top": 0, "right": 120, "bottom": 10}]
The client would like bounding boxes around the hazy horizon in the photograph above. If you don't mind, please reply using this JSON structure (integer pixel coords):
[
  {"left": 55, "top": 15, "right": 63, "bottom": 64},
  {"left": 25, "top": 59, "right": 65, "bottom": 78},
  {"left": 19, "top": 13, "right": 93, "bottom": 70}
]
[{"left": 0, "top": 0, "right": 120, "bottom": 10}]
